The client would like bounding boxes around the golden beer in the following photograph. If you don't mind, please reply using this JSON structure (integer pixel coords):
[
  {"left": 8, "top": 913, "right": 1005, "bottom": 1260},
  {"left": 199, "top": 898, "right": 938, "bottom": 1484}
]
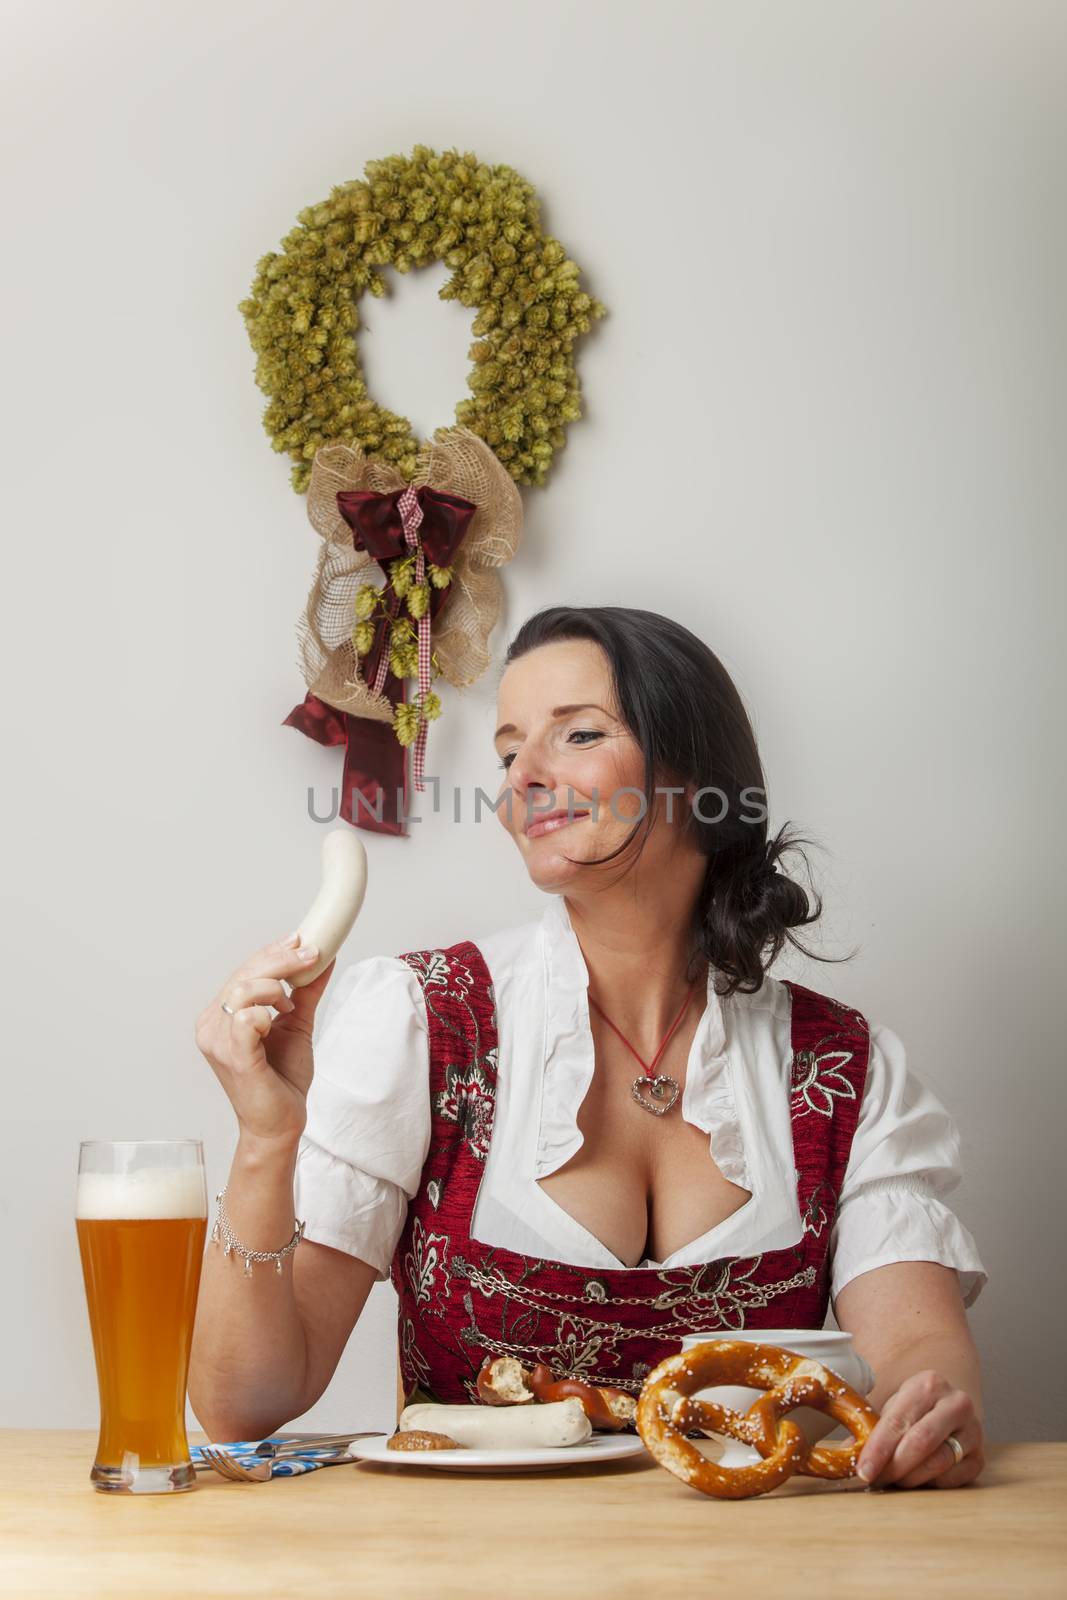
[{"left": 76, "top": 1143, "right": 207, "bottom": 1493}]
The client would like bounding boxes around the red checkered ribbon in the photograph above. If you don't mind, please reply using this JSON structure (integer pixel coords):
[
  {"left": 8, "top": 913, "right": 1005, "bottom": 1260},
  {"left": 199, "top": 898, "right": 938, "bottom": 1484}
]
[{"left": 371, "top": 485, "right": 430, "bottom": 791}]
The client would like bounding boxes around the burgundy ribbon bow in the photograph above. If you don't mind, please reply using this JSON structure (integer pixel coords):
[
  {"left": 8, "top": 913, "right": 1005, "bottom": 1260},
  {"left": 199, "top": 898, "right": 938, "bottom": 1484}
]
[{"left": 284, "top": 485, "right": 476, "bottom": 836}]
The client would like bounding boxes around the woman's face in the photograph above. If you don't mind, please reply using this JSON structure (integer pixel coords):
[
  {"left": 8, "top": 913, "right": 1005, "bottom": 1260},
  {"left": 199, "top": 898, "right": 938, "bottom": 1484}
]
[{"left": 493, "top": 638, "right": 691, "bottom": 891}]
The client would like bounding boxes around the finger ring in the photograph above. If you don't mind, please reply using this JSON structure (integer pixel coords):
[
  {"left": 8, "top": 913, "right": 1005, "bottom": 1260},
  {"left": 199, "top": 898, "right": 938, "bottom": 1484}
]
[
  {"left": 220, "top": 1001, "right": 235, "bottom": 1017},
  {"left": 945, "top": 1432, "right": 964, "bottom": 1468}
]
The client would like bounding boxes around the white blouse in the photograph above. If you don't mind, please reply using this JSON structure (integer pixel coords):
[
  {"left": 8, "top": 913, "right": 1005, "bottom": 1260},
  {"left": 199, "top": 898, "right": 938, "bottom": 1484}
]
[{"left": 294, "top": 893, "right": 987, "bottom": 1309}]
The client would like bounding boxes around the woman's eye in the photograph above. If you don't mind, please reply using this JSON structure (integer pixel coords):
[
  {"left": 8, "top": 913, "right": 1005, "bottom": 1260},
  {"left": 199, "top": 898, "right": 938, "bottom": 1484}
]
[{"left": 497, "top": 730, "right": 603, "bottom": 771}]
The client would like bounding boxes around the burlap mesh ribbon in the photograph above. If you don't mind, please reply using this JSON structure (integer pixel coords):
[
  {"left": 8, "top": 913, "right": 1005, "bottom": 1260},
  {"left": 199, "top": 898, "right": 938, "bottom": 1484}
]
[
  {"left": 286, "top": 425, "right": 523, "bottom": 834},
  {"left": 296, "top": 426, "right": 522, "bottom": 723}
]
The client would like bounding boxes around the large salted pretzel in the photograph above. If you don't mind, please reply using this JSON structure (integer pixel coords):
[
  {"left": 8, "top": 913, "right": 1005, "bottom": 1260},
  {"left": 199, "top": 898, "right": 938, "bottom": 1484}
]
[{"left": 636, "top": 1340, "right": 879, "bottom": 1500}]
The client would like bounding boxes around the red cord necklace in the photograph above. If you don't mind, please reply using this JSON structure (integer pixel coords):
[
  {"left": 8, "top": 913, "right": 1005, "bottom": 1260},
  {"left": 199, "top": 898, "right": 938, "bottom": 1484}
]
[{"left": 587, "top": 981, "right": 697, "bottom": 1117}]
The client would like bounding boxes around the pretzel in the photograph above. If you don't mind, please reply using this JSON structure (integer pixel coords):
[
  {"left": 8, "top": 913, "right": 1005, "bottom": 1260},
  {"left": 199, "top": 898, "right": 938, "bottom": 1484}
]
[
  {"left": 476, "top": 1355, "right": 535, "bottom": 1407},
  {"left": 527, "top": 1364, "right": 636, "bottom": 1431},
  {"left": 636, "top": 1340, "right": 879, "bottom": 1499},
  {"left": 476, "top": 1355, "right": 636, "bottom": 1431}
]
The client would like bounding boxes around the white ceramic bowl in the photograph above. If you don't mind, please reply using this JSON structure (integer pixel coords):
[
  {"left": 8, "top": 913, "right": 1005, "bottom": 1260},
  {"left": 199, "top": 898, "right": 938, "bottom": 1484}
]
[{"left": 677, "top": 1328, "right": 875, "bottom": 1467}]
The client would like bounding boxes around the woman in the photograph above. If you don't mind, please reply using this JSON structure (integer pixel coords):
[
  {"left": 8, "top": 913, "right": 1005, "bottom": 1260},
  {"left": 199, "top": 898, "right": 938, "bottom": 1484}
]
[{"left": 189, "top": 606, "right": 987, "bottom": 1489}]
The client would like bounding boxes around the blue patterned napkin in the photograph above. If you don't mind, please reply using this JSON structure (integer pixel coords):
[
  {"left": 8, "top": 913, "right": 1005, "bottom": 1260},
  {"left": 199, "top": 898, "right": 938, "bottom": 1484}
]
[{"left": 191, "top": 1437, "right": 352, "bottom": 1476}]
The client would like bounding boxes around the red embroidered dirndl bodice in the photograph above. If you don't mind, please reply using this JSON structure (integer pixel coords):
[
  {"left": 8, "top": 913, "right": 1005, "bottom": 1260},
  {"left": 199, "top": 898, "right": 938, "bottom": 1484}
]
[{"left": 389, "top": 940, "right": 870, "bottom": 1406}]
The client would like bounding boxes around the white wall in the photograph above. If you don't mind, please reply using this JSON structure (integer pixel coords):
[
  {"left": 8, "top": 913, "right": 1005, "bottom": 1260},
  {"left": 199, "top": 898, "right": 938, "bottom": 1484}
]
[{"left": 3, "top": 0, "right": 1063, "bottom": 1442}]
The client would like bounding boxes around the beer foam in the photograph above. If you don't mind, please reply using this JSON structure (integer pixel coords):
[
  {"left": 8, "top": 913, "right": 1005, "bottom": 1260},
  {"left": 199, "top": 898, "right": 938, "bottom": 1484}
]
[{"left": 76, "top": 1167, "right": 207, "bottom": 1220}]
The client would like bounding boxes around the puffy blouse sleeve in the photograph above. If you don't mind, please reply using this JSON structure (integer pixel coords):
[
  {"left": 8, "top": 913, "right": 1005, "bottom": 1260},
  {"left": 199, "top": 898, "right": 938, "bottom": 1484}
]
[
  {"left": 829, "top": 1020, "right": 987, "bottom": 1310},
  {"left": 292, "top": 954, "right": 430, "bottom": 1280}
]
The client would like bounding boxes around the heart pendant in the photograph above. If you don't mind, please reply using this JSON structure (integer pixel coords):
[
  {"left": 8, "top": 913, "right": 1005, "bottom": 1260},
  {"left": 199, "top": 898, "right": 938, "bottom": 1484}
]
[{"left": 631, "top": 1074, "right": 680, "bottom": 1116}]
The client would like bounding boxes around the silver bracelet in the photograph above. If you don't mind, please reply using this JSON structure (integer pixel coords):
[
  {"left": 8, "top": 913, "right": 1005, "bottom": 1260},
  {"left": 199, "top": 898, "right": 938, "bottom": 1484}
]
[{"left": 210, "top": 1186, "right": 305, "bottom": 1277}]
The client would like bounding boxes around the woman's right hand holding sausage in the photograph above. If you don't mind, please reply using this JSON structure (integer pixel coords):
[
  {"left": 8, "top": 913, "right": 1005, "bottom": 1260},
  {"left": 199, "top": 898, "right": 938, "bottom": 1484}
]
[{"left": 195, "top": 933, "right": 336, "bottom": 1149}]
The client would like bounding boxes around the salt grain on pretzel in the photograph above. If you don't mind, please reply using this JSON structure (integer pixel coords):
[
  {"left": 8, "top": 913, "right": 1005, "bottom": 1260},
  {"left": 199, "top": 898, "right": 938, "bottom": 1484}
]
[{"left": 636, "top": 1339, "right": 879, "bottom": 1499}]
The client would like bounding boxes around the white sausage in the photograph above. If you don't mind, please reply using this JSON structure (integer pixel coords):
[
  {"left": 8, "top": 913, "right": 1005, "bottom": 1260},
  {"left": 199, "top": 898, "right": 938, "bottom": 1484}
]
[
  {"left": 288, "top": 830, "right": 369, "bottom": 987},
  {"left": 398, "top": 1399, "right": 592, "bottom": 1450}
]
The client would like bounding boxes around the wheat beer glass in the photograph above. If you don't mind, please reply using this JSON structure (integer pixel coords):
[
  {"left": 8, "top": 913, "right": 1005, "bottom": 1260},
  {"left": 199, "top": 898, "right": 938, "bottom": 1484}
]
[{"left": 76, "top": 1140, "right": 207, "bottom": 1493}]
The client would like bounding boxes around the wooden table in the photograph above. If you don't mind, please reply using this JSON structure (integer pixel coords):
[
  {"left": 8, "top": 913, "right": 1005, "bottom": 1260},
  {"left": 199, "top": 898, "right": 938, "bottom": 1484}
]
[{"left": 0, "top": 1434, "right": 1063, "bottom": 1598}]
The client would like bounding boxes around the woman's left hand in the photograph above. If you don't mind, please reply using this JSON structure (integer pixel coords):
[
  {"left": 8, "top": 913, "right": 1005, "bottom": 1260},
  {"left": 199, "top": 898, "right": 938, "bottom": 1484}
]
[{"left": 856, "top": 1369, "right": 985, "bottom": 1489}]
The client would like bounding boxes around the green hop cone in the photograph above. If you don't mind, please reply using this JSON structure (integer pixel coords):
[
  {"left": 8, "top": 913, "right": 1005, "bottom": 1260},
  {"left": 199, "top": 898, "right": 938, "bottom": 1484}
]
[
  {"left": 420, "top": 691, "right": 442, "bottom": 722},
  {"left": 393, "top": 702, "right": 420, "bottom": 747},
  {"left": 353, "top": 620, "right": 376, "bottom": 656},
  {"left": 354, "top": 584, "right": 379, "bottom": 620},
  {"left": 389, "top": 557, "right": 413, "bottom": 599},
  {"left": 386, "top": 620, "right": 418, "bottom": 679},
  {"left": 406, "top": 582, "right": 431, "bottom": 620},
  {"left": 428, "top": 564, "right": 452, "bottom": 589}
]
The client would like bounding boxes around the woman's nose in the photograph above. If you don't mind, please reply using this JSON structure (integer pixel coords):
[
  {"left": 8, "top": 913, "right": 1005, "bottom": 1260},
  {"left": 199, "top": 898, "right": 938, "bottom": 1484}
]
[
  {"left": 506, "top": 762, "right": 552, "bottom": 804},
  {"left": 502, "top": 747, "right": 556, "bottom": 809}
]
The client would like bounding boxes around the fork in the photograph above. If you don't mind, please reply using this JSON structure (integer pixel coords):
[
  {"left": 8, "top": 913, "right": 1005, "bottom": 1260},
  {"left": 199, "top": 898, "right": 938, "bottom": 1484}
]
[
  {"left": 199, "top": 1432, "right": 384, "bottom": 1483},
  {"left": 199, "top": 1446, "right": 278, "bottom": 1482}
]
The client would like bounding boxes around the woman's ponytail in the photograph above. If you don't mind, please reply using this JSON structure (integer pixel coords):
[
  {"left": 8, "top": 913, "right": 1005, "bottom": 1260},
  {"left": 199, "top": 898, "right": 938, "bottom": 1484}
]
[{"left": 691, "top": 823, "right": 825, "bottom": 995}]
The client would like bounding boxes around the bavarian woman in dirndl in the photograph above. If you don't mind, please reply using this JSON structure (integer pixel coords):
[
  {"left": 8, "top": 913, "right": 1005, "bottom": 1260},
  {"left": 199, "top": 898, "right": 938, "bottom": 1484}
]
[{"left": 191, "top": 606, "right": 987, "bottom": 1490}]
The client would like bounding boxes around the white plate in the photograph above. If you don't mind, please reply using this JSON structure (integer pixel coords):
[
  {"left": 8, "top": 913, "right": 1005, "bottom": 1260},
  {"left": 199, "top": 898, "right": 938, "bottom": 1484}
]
[{"left": 351, "top": 1431, "right": 646, "bottom": 1473}]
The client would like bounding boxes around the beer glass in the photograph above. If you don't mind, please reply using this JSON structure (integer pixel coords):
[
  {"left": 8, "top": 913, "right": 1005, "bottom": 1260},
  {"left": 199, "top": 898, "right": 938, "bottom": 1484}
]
[{"left": 76, "top": 1140, "right": 208, "bottom": 1493}]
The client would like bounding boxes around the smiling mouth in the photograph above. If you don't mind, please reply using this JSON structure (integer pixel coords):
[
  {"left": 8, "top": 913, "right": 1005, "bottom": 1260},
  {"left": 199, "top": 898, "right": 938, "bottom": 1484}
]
[{"left": 525, "top": 810, "right": 591, "bottom": 839}]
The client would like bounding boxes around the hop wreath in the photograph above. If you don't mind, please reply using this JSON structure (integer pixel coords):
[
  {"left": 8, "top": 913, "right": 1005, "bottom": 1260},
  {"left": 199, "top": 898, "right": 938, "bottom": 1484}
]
[
  {"left": 241, "top": 144, "right": 605, "bottom": 489},
  {"left": 240, "top": 146, "right": 605, "bottom": 835}
]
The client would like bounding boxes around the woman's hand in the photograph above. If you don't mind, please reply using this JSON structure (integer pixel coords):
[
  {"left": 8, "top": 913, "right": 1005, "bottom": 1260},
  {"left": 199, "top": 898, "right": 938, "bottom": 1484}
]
[
  {"left": 856, "top": 1369, "right": 985, "bottom": 1489},
  {"left": 195, "top": 932, "right": 336, "bottom": 1148}
]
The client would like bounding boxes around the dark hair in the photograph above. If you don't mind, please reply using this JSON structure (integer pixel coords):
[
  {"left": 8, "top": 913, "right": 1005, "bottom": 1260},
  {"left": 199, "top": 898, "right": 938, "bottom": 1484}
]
[{"left": 502, "top": 604, "right": 851, "bottom": 997}]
